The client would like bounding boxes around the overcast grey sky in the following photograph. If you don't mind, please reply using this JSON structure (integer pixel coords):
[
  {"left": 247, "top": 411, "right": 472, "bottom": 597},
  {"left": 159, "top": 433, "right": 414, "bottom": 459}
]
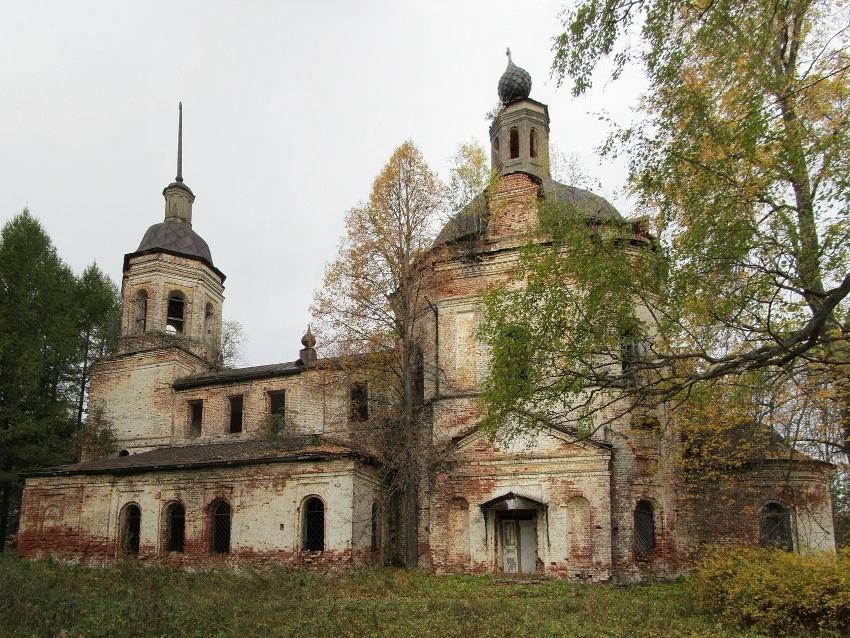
[{"left": 1, "top": 1, "right": 646, "bottom": 366}]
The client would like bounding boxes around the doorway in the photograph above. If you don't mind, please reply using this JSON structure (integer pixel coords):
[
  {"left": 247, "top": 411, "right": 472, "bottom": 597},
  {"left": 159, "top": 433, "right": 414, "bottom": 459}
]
[{"left": 498, "top": 512, "right": 537, "bottom": 574}]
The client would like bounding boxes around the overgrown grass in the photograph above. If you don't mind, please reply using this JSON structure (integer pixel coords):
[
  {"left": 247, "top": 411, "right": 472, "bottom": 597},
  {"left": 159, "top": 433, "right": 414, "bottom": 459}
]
[{"left": 0, "top": 552, "right": 760, "bottom": 638}]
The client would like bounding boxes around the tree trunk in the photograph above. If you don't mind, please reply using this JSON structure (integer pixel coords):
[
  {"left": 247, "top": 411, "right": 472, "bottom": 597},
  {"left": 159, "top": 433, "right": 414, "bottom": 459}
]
[
  {"left": 76, "top": 329, "right": 91, "bottom": 427},
  {"left": 0, "top": 484, "right": 10, "bottom": 553}
]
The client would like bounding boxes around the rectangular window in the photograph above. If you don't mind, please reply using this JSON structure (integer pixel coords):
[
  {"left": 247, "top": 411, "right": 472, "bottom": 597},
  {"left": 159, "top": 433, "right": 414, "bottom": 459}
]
[
  {"left": 229, "top": 395, "right": 243, "bottom": 433},
  {"left": 189, "top": 400, "right": 203, "bottom": 438},
  {"left": 268, "top": 390, "right": 285, "bottom": 417},
  {"left": 350, "top": 383, "right": 368, "bottom": 422}
]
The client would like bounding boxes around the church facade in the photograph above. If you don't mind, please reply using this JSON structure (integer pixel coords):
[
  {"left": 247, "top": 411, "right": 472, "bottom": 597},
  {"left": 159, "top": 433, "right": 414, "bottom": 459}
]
[{"left": 17, "top": 57, "right": 836, "bottom": 581}]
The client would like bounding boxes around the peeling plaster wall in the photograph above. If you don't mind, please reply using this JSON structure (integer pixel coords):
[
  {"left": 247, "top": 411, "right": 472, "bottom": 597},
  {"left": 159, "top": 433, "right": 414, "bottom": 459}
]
[{"left": 19, "top": 459, "right": 382, "bottom": 569}]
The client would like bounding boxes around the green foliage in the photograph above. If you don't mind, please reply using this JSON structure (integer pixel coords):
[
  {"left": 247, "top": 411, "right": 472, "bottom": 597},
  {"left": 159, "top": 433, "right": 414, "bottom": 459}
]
[
  {"left": 72, "top": 403, "right": 117, "bottom": 462},
  {"left": 480, "top": 199, "right": 660, "bottom": 436},
  {"left": 0, "top": 553, "right": 762, "bottom": 637},
  {"left": 691, "top": 546, "right": 850, "bottom": 635},
  {"left": 0, "top": 211, "right": 79, "bottom": 489},
  {"left": 73, "top": 262, "right": 120, "bottom": 426}
]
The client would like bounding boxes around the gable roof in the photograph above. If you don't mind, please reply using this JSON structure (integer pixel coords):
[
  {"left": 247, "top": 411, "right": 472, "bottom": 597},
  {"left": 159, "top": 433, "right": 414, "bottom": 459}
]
[
  {"left": 23, "top": 436, "right": 379, "bottom": 478},
  {"left": 450, "top": 423, "right": 612, "bottom": 454}
]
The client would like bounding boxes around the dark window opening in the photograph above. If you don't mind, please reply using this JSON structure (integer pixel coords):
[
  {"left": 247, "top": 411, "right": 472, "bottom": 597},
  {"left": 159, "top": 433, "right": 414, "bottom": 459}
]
[
  {"left": 166, "top": 292, "right": 186, "bottom": 335},
  {"left": 634, "top": 500, "right": 656, "bottom": 559},
  {"left": 350, "top": 383, "right": 368, "bottom": 422},
  {"left": 164, "top": 502, "right": 185, "bottom": 553},
  {"left": 530, "top": 128, "right": 539, "bottom": 158},
  {"left": 371, "top": 501, "right": 381, "bottom": 552},
  {"left": 133, "top": 290, "right": 148, "bottom": 334},
  {"left": 229, "top": 395, "right": 243, "bottom": 433},
  {"left": 189, "top": 400, "right": 203, "bottom": 438},
  {"left": 760, "top": 502, "right": 793, "bottom": 551},
  {"left": 210, "top": 500, "right": 231, "bottom": 554},
  {"left": 119, "top": 449, "right": 129, "bottom": 457},
  {"left": 303, "top": 497, "right": 325, "bottom": 552},
  {"left": 509, "top": 128, "right": 519, "bottom": 159},
  {"left": 269, "top": 390, "right": 285, "bottom": 417},
  {"left": 414, "top": 348, "right": 425, "bottom": 406},
  {"left": 120, "top": 503, "right": 141, "bottom": 556}
]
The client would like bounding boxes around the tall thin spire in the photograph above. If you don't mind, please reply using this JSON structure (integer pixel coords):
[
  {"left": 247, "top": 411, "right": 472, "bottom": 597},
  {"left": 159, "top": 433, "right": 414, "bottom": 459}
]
[{"left": 176, "top": 101, "right": 183, "bottom": 183}]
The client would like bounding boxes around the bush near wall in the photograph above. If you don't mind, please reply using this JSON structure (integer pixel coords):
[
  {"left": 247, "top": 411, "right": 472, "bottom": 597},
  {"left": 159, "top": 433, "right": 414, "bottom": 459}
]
[{"left": 690, "top": 546, "right": 850, "bottom": 636}]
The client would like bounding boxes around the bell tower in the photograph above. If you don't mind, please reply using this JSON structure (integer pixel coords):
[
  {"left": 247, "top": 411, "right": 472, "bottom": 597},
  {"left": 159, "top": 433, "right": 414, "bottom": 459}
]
[
  {"left": 118, "top": 102, "right": 225, "bottom": 364},
  {"left": 88, "top": 104, "right": 227, "bottom": 453},
  {"left": 489, "top": 49, "right": 550, "bottom": 181}
]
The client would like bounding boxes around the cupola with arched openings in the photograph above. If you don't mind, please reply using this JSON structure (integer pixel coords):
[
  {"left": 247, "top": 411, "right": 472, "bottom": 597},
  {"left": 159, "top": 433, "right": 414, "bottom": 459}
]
[{"left": 490, "top": 49, "right": 550, "bottom": 181}]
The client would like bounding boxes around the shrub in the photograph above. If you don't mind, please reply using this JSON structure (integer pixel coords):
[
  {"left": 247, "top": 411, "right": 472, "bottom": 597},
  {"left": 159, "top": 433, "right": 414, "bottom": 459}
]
[{"left": 690, "top": 546, "right": 850, "bottom": 635}]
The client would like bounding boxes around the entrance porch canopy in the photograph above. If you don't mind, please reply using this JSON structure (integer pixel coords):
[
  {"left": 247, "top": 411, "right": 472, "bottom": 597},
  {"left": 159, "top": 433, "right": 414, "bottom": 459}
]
[{"left": 479, "top": 492, "right": 547, "bottom": 512}]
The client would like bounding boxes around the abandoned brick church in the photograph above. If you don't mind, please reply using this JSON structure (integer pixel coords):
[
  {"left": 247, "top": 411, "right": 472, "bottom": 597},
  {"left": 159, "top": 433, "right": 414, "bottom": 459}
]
[{"left": 17, "top": 55, "right": 836, "bottom": 581}]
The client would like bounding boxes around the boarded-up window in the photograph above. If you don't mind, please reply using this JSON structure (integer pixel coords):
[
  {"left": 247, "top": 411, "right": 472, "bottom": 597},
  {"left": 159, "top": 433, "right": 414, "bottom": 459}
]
[
  {"left": 455, "top": 310, "right": 476, "bottom": 389},
  {"left": 760, "top": 502, "right": 792, "bottom": 551},
  {"left": 447, "top": 497, "right": 470, "bottom": 565},
  {"left": 303, "top": 497, "right": 325, "bottom": 551},
  {"left": 210, "top": 500, "right": 231, "bottom": 554},
  {"left": 133, "top": 290, "right": 148, "bottom": 334},
  {"left": 164, "top": 502, "right": 185, "bottom": 553},
  {"left": 634, "top": 500, "right": 656, "bottom": 559},
  {"left": 566, "top": 496, "right": 592, "bottom": 559},
  {"left": 229, "top": 395, "right": 243, "bottom": 433},
  {"left": 119, "top": 503, "right": 141, "bottom": 556}
]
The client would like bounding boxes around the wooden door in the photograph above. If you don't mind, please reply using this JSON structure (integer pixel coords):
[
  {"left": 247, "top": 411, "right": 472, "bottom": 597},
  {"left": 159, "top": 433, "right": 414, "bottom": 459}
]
[{"left": 501, "top": 519, "right": 519, "bottom": 573}]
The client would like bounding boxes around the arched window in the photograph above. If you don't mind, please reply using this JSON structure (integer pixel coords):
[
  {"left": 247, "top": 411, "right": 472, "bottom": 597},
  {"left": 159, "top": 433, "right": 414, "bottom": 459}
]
[
  {"left": 760, "top": 502, "right": 792, "bottom": 550},
  {"left": 164, "top": 502, "right": 185, "bottom": 553},
  {"left": 119, "top": 503, "right": 141, "bottom": 556},
  {"left": 634, "top": 500, "right": 656, "bottom": 559},
  {"left": 509, "top": 128, "right": 520, "bottom": 159},
  {"left": 493, "top": 136, "right": 500, "bottom": 154},
  {"left": 302, "top": 497, "right": 325, "bottom": 552},
  {"left": 210, "top": 500, "right": 231, "bottom": 554},
  {"left": 118, "top": 449, "right": 129, "bottom": 457},
  {"left": 166, "top": 292, "right": 186, "bottom": 335},
  {"left": 371, "top": 501, "right": 381, "bottom": 552},
  {"left": 204, "top": 303, "right": 214, "bottom": 340},
  {"left": 132, "top": 290, "right": 148, "bottom": 334},
  {"left": 530, "top": 128, "right": 539, "bottom": 158}
]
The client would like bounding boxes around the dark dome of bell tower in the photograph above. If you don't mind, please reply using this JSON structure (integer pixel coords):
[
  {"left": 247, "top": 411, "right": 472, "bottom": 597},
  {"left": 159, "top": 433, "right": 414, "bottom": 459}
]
[{"left": 497, "top": 48, "right": 532, "bottom": 104}]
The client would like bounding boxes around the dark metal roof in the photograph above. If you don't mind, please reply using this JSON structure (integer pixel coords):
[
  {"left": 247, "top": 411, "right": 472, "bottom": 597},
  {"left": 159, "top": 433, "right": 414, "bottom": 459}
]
[
  {"left": 135, "top": 220, "right": 213, "bottom": 265},
  {"left": 174, "top": 360, "right": 305, "bottom": 390},
  {"left": 435, "top": 178, "right": 623, "bottom": 246},
  {"left": 498, "top": 55, "right": 532, "bottom": 104},
  {"left": 23, "top": 436, "right": 378, "bottom": 477}
]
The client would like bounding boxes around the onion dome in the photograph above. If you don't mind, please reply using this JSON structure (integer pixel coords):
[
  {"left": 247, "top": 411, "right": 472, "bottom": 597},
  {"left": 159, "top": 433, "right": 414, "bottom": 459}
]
[
  {"left": 301, "top": 326, "right": 316, "bottom": 349},
  {"left": 497, "top": 48, "right": 532, "bottom": 104}
]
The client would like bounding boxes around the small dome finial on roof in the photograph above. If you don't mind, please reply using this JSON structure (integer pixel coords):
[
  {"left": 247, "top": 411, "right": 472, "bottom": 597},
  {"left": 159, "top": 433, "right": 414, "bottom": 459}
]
[
  {"left": 498, "top": 48, "right": 532, "bottom": 104},
  {"left": 300, "top": 325, "right": 317, "bottom": 365},
  {"left": 301, "top": 325, "right": 316, "bottom": 349}
]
